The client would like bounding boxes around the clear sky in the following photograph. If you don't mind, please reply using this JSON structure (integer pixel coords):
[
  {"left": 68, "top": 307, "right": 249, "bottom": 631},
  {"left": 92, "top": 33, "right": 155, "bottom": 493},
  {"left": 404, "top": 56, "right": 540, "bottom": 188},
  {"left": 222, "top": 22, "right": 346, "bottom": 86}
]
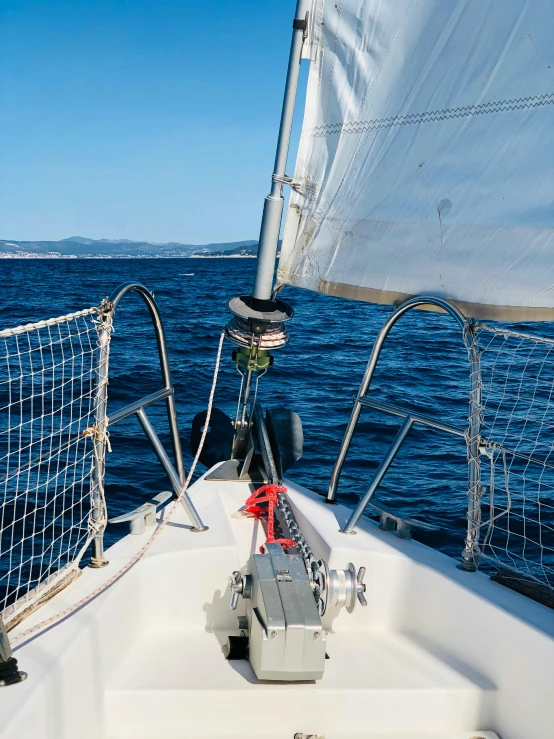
[{"left": 0, "top": 0, "right": 306, "bottom": 243}]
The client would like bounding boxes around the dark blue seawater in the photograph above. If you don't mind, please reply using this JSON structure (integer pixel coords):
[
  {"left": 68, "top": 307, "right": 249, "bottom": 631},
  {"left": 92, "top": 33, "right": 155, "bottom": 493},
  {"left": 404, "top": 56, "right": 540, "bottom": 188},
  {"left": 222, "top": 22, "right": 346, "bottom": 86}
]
[{"left": 2, "top": 257, "right": 554, "bottom": 579}]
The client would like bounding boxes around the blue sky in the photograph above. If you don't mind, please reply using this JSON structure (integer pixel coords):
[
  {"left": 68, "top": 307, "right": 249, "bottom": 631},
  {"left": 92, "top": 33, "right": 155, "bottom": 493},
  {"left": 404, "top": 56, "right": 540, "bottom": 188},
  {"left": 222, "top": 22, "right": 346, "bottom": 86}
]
[{"left": 0, "top": 0, "right": 306, "bottom": 243}]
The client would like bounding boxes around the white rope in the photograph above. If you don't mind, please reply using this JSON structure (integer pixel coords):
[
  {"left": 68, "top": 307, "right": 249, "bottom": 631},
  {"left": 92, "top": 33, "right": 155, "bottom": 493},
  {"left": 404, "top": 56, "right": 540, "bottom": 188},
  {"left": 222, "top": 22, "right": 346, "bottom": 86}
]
[
  {"left": 226, "top": 317, "right": 288, "bottom": 349},
  {"left": 183, "top": 332, "right": 225, "bottom": 489},
  {"left": 477, "top": 322, "right": 554, "bottom": 348},
  {"left": 11, "top": 331, "right": 226, "bottom": 645},
  {"left": 0, "top": 308, "right": 98, "bottom": 339},
  {"left": 481, "top": 444, "right": 512, "bottom": 544}
]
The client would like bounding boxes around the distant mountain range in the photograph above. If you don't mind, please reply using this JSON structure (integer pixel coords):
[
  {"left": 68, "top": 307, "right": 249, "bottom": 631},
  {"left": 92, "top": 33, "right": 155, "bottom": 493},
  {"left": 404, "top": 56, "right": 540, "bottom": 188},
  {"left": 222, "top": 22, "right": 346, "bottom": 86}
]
[{"left": 0, "top": 236, "right": 259, "bottom": 258}]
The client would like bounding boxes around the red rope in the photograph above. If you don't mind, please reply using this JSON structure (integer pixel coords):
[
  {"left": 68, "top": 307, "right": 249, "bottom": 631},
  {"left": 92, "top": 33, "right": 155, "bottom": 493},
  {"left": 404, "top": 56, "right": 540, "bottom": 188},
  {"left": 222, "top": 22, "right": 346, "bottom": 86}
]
[{"left": 245, "top": 484, "right": 294, "bottom": 552}]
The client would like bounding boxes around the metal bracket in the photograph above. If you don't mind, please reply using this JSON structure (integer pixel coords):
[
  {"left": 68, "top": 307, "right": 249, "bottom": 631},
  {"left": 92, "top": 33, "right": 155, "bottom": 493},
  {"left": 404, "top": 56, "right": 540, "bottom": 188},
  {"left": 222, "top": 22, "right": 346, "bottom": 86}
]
[
  {"left": 205, "top": 402, "right": 280, "bottom": 484},
  {"left": 108, "top": 491, "right": 173, "bottom": 534},
  {"left": 366, "top": 502, "right": 439, "bottom": 540},
  {"left": 204, "top": 458, "right": 268, "bottom": 484},
  {"left": 292, "top": 17, "right": 307, "bottom": 31}
]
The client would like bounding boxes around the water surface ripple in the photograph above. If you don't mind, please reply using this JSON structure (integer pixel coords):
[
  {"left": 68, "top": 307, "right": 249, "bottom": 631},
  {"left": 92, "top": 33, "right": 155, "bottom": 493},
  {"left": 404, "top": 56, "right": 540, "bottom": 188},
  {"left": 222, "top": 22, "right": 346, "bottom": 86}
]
[{"left": 3, "top": 258, "right": 553, "bottom": 564}]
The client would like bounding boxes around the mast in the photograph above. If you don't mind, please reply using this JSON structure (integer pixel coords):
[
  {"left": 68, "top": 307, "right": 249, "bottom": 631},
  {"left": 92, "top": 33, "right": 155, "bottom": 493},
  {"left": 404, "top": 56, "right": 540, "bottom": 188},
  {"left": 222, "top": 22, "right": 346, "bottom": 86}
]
[
  {"left": 216, "top": 0, "right": 309, "bottom": 471},
  {"left": 251, "top": 0, "right": 310, "bottom": 303}
]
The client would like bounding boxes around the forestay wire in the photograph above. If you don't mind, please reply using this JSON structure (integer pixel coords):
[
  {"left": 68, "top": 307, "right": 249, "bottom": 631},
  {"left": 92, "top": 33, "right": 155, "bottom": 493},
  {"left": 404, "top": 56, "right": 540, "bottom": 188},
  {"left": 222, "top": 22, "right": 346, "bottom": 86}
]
[
  {"left": 475, "top": 323, "right": 554, "bottom": 590},
  {"left": 0, "top": 307, "right": 102, "bottom": 626}
]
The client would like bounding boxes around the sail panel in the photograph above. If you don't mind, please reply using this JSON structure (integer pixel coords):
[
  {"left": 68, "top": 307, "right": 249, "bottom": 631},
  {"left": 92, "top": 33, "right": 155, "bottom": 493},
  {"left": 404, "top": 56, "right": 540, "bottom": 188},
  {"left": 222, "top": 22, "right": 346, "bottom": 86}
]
[{"left": 279, "top": 0, "right": 554, "bottom": 319}]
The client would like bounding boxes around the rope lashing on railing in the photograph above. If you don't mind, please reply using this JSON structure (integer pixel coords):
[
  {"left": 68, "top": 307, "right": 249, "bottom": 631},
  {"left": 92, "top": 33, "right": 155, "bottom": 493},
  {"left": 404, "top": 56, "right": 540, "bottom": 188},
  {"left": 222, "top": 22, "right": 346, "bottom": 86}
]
[
  {"left": 88, "top": 301, "right": 115, "bottom": 565},
  {"left": 480, "top": 442, "right": 512, "bottom": 547},
  {"left": 0, "top": 307, "right": 98, "bottom": 338},
  {"left": 244, "top": 484, "right": 294, "bottom": 552},
  {"left": 81, "top": 423, "right": 112, "bottom": 452},
  {"left": 10, "top": 331, "right": 226, "bottom": 646}
]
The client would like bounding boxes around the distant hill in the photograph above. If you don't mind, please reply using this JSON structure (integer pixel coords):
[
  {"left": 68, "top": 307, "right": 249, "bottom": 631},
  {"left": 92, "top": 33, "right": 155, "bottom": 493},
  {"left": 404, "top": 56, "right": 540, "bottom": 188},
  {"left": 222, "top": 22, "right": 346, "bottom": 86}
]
[{"left": 0, "top": 237, "right": 259, "bottom": 258}]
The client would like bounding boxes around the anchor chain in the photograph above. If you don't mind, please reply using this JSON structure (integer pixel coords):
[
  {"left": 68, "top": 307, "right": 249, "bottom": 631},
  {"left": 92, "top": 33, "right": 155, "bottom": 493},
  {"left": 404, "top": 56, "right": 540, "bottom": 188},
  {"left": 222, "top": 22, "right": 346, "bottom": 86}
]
[
  {"left": 233, "top": 486, "right": 366, "bottom": 619},
  {"left": 277, "top": 493, "right": 326, "bottom": 613},
  {"left": 277, "top": 492, "right": 367, "bottom": 616}
]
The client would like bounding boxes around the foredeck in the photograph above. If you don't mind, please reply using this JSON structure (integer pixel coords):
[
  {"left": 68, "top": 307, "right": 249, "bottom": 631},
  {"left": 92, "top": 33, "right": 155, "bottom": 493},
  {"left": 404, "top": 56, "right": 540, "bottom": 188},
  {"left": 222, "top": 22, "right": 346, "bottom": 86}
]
[{"left": 2, "top": 471, "right": 552, "bottom": 738}]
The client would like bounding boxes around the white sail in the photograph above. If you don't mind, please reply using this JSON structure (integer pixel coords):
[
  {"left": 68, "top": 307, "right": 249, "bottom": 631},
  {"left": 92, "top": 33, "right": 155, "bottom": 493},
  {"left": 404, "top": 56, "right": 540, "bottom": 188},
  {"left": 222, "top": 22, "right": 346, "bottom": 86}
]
[{"left": 278, "top": 0, "right": 554, "bottom": 320}]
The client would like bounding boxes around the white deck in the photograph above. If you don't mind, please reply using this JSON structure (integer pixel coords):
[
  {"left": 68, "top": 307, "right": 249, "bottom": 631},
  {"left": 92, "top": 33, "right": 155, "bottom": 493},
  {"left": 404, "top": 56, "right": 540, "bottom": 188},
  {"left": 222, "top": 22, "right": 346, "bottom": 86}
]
[
  {"left": 1, "top": 468, "right": 553, "bottom": 738},
  {"left": 108, "top": 628, "right": 486, "bottom": 738}
]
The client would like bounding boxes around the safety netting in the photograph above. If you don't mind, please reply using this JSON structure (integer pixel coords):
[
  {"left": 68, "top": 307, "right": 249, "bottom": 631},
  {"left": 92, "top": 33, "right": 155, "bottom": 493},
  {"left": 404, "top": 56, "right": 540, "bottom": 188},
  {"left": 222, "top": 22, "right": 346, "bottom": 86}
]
[
  {"left": 0, "top": 308, "right": 103, "bottom": 627},
  {"left": 476, "top": 324, "right": 554, "bottom": 591}
]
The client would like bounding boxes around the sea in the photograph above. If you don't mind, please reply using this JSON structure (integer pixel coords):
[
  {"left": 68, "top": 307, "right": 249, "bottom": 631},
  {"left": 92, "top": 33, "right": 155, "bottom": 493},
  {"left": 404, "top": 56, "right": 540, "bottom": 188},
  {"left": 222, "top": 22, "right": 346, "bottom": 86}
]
[{"left": 1, "top": 256, "right": 553, "bottom": 594}]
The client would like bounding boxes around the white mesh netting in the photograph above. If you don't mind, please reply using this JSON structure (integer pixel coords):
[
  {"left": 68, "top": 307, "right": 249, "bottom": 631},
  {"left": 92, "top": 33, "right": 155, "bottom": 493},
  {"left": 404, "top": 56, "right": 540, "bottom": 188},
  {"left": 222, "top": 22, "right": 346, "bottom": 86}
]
[
  {"left": 0, "top": 308, "right": 103, "bottom": 625},
  {"left": 475, "top": 324, "right": 554, "bottom": 590}
]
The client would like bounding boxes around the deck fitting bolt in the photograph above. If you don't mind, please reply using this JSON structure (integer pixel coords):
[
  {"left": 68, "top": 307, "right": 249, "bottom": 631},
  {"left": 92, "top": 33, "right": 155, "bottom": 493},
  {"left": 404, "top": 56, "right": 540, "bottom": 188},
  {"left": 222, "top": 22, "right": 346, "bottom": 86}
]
[{"left": 270, "top": 630, "right": 278, "bottom": 639}]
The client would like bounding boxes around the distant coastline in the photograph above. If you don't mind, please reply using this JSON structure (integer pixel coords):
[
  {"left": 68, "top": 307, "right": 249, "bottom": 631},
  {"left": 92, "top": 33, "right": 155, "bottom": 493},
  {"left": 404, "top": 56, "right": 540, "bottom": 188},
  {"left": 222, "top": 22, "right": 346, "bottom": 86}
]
[
  {"left": 0, "top": 252, "right": 257, "bottom": 259},
  {"left": 0, "top": 236, "right": 261, "bottom": 259}
]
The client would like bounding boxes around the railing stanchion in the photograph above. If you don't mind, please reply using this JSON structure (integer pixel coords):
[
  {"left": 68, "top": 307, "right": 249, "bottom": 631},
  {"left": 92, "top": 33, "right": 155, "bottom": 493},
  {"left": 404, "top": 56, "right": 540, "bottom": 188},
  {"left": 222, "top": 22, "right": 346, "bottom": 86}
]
[
  {"left": 340, "top": 416, "right": 415, "bottom": 534},
  {"left": 106, "top": 282, "right": 208, "bottom": 533},
  {"left": 135, "top": 408, "right": 208, "bottom": 532},
  {"left": 89, "top": 303, "right": 112, "bottom": 568},
  {"left": 328, "top": 296, "right": 487, "bottom": 563},
  {"left": 460, "top": 325, "right": 483, "bottom": 571},
  {"left": 327, "top": 297, "right": 467, "bottom": 504}
]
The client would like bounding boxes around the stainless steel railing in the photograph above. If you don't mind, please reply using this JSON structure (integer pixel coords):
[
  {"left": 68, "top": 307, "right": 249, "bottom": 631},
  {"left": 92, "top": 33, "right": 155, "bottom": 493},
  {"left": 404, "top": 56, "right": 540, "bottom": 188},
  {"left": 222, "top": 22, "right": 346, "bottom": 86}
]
[
  {"left": 338, "top": 399, "right": 466, "bottom": 534},
  {"left": 326, "top": 296, "right": 482, "bottom": 570},
  {"left": 90, "top": 282, "right": 207, "bottom": 567},
  {"left": 0, "top": 284, "right": 208, "bottom": 683}
]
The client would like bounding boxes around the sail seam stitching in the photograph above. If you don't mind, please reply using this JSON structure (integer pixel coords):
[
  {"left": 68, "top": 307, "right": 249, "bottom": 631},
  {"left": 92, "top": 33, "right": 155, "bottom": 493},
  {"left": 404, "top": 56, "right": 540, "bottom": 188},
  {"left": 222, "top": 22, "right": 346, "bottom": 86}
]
[{"left": 313, "top": 93, "right": 554, "bottom": 136}]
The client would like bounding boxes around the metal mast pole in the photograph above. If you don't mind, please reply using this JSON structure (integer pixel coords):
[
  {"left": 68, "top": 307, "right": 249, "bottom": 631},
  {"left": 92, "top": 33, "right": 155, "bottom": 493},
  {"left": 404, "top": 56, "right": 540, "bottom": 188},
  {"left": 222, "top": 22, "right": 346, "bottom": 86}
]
[
  {"left": 251, "top": 0, "right": 310, "bottom": 303},
  {"left": 222, "top": 1, "right": 307, "bottom": 471}
]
